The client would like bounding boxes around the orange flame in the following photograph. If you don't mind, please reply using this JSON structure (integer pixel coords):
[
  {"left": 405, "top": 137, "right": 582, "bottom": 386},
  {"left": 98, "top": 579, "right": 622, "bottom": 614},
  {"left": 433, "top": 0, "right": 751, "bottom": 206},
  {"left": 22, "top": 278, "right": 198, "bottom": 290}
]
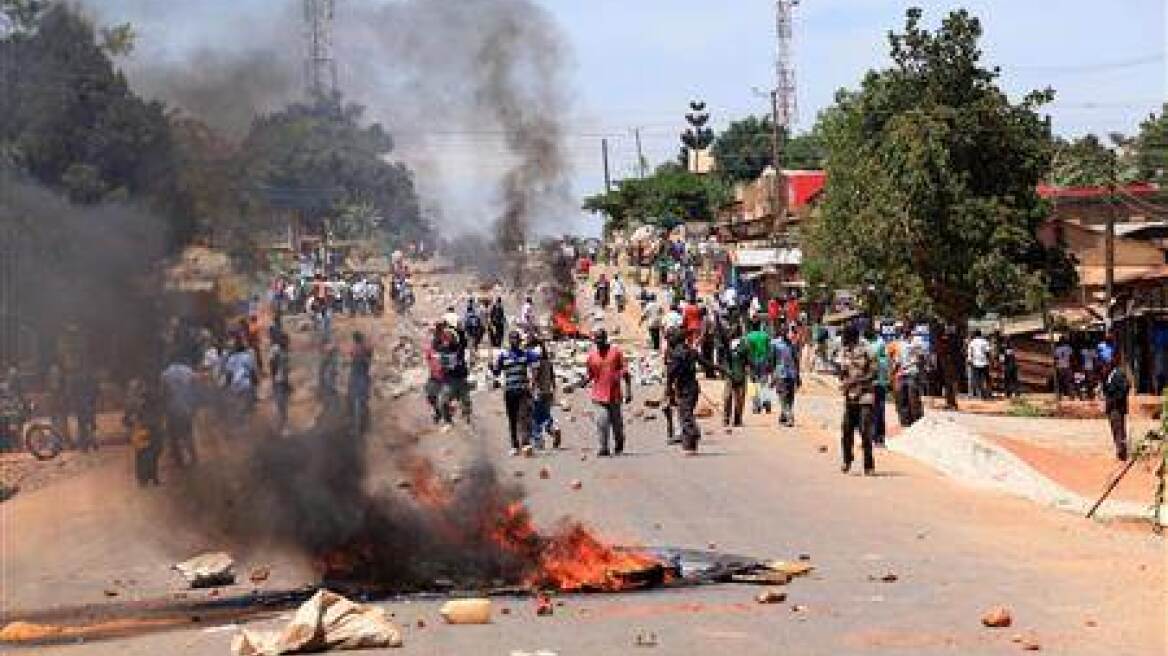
[{"left": 315, "top": 459, "right": 666, "bottom": 592}]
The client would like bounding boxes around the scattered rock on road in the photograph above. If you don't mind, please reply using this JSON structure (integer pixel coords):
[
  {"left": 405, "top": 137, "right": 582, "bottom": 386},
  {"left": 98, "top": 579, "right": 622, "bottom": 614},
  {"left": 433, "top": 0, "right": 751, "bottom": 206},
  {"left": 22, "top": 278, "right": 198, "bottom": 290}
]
[
  {"left": 440, "top": 598, "right": 492, "bottom": 625},
  {"left": 248, "top": 567, "right": 270, "bottom": 584},
  {"left": 755, "top": 589, "right": 787, "bottom": 604},
  {"left": 570, "top": 480, "right": 583, "bottom": 490},
  {"left": 981, "top": 606, "right": 1013, "bottom": 628},
  {"left": 764, "top": 560, "right": 814, "bottom": 577}
]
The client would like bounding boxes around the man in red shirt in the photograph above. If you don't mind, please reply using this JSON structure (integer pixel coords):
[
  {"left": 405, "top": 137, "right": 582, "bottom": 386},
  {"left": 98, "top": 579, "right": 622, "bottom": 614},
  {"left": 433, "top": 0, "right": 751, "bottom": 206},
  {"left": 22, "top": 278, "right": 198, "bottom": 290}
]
[
  {"left": 767, "top": 296, "right": 781, "bottom": 334},
  {"left": 585, "top": 329, "right": 633, "bottom": 456}
]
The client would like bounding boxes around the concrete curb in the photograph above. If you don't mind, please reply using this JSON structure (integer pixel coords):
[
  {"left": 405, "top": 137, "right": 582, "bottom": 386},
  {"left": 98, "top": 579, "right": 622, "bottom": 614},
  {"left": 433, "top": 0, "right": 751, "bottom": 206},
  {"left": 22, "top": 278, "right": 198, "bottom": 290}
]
[{"left": 889, "top": 412, "right": 1162, "bottom": 524}]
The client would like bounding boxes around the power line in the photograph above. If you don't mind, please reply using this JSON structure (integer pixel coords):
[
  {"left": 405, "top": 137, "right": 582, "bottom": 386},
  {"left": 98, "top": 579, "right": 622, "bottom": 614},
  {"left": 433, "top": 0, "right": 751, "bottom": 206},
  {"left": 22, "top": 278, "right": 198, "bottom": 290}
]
[{"left": 1012, "top": 53, "right": 1166, "bottom": 74}]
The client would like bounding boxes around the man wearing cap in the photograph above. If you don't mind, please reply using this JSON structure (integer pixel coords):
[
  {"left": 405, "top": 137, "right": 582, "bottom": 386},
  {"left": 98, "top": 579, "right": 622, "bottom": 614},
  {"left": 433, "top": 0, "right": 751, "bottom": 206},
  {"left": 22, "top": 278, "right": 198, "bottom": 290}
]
[
  {"left": 837, "top": 324, "right": 877, "bottom": 475},
  {"left": 585, "top": 329, "right": 632, "bottom": 456}
]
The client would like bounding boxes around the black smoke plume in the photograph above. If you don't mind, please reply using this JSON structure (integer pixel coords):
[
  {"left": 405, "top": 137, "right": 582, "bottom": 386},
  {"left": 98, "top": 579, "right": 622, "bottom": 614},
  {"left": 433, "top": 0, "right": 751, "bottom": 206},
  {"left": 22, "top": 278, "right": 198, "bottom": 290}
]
[{"left": 0, "top": 169, "right": 169, "bottom": 382}]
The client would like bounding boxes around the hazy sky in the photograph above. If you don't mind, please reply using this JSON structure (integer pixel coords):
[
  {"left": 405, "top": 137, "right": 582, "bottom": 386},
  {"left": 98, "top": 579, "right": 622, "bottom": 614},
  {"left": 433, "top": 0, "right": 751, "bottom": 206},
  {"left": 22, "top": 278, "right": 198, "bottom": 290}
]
[{"left": 94, "top": 0, "right": 1167, "bottom": 235}]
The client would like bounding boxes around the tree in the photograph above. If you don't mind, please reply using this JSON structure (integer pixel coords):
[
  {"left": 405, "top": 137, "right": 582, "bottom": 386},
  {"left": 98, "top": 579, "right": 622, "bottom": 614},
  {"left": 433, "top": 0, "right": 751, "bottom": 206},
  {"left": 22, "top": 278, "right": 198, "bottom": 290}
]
[
  {"left": 0, "top": 3, "right": 191, "bottom": 245},
  {"left": 711, "top": 116, "right": 773, "bottom": 182},
  {"left": 712, "top": 116, "right": 826, "bottom": 183},
  {"left": 235, "top": 97, "right": 429, "bottom": 252},
  {"left": 1050, "top": 133, "right": 1140, "bottom": 186},
  {"left": 805, "top": 7, "right": 1073, "bottom": 324},
  {"left": 1134, "top": 103, "right": 1168, "bottom": 185},
  {"left": 583, "top": 162, "right": 730, "bottom": 232}
]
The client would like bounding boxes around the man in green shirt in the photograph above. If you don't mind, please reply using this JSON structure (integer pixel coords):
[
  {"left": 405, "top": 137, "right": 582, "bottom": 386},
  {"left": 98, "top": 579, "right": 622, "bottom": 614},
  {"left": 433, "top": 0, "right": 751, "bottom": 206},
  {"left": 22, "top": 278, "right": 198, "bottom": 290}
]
[{"left": 744, "top": 321, "right": 772, "bottom": 414}]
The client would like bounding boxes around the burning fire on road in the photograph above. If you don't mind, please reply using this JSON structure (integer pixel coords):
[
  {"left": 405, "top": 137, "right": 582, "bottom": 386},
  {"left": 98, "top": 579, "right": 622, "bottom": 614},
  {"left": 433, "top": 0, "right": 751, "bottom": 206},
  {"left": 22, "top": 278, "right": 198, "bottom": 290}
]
[{"left": 315, "top": 456, "right": 670, "bottom": 594}]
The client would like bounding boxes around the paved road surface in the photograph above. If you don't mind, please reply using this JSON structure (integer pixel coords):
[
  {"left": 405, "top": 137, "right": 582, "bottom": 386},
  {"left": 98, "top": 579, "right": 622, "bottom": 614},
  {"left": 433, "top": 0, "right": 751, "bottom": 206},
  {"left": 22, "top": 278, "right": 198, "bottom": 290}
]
[{"left": 4, "top": 272, "right": 1164, "bottom": 655}]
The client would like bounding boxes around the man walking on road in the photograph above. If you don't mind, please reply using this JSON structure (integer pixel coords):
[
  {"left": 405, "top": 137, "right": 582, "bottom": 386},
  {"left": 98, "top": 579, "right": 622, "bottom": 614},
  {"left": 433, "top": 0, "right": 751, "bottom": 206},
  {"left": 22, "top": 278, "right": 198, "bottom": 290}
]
[
  {"left": 348, "top": 331, "right": 373, "bottom": 436},
  {"left": 161, "top": 355, "right": 198, "bottom": 467},
  {"left": 744, "top": 321, "right": 772, "bottom": 414},
  {"left": 866, "top": 327, "right": 889, "bottom": 445},
  {"left": 722, "top": 337, "right": 749, "bottom": 428},
  {"left": 838, "top": 325, "right": 877, "bottom": 475},
  {"left": 1101, "top": 353, "right": 1131, "bottom": 461},
  {"left": 436, "top": 322, "right": 473, "bottom": 425},
  {"left": 585, "top": 329, "right": 632, "bottom": 456},
  {"left": 891, "top": 324, "right": 924, "bottom": 427},
  {"left": 488, "top": 297, "right": 507, "bottom": 348},
  {"left": 269, "top": 331, "right": 292, "bottom": 434},
  {"left": 666, "top": 331, "right": 702, "bottom": 454},
  {"left": 640, "top": 294, "right": 664, "bottom": 352},
  {"left": 772, "top": 329, "right": 800, "bottom": 428},
  {"left": 492, "top": 330, "right": 541, "bottom": 456},
  {"left": 529, "top": 335, "right": 561, "bottom": 449}
]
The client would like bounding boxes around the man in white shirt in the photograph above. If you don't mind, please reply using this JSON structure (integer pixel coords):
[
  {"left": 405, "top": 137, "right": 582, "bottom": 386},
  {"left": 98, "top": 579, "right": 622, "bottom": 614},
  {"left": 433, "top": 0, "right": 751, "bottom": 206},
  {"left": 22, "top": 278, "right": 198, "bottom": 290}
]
[
  {"left": 966, "top": 330, "right": 992, "bottom": 400},
  {"left": 639, "top": 296, "right": 664, "bottom": 351}
]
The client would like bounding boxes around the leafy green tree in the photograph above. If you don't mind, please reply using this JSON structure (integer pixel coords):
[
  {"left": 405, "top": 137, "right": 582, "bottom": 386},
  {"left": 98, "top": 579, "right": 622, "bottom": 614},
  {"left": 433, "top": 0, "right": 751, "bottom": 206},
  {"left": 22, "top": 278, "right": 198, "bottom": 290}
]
[
  {"left": 1134, "top": 103, "right": 1168, "bottom": 185},
  {"left": 0, "top": 3, "right": 190, "bottom": 244},
  {"left": 711, "top": 116, "right": 773, "bottom": 182},
  {"left": 583, "top": 162, "right": 729, "bottom": 231},
  {"left": 805, "top": 7, "right": 1073, "bottom": 324},
  {"left": 236, "top": 97, "right": 428, "bottom": 251},
  {"left": 712, "top": 116, "right": 826, "bottom": 182},
  {"left": 1050, "top": 133, "right": 1141, "bottom": 186}
]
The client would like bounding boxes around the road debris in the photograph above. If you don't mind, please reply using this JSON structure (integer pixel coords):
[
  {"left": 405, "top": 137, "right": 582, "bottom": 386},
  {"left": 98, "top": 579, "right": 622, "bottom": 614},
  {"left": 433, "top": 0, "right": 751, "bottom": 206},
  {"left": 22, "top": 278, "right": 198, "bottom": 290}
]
[
  {"left": 570, "top": 480, "right": 583, "bottom": 490},
  {"left": 633, "top": 631, "right": 659, "bottom": 647},
  {"left": 539, "top": 467, "right": 551, "bottom": 480},
  {"left": 869, "top": 572, "right": 898, "bottom": 583},
  {"left": 981, "top": 606, "right": 1013, "bottom": 628},
  {"left": 535, "top": 593, "right": 554, "bottom": 616},
  {"left": 249, "top": 567, "right": 271, "bottom": 584},
  {"left": 231, "top": 590, "right": 402, "bottom": 655},
  {"left": 764, "top": 560, "right": 814, "bottom": 577},
  {"left": 730, "top": 571, "right": 791, "bottom": 586},
  {"left": 510, "top": 650, "right": 558, "bottom": 656},
  {"left": 439, "top": 598, "right": 492, "bottom": 625},
  {"left": 173, "top": 552, "right": 236, "bottom": 589},
  {"left": 755, "top": 589, "right": 787, "bottom": 604}
]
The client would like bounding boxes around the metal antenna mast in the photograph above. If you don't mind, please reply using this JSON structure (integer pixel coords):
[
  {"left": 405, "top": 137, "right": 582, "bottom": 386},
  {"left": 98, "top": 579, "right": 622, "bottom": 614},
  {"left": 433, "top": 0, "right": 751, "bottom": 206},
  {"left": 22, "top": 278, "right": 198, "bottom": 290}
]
[
  {"left": 775, "top": 0, "right": 798, "bottom": 130},
  {"left": 304, "top": 0, "right": 338, "bottom": 99},
  {"left": 772, "top": 0, "right": 798, "bottom": 233}
]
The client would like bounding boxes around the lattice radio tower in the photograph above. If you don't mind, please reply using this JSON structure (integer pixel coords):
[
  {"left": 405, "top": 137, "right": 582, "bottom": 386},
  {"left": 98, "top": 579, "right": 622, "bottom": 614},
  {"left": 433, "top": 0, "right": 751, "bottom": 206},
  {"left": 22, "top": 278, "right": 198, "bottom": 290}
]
[
  {"left": 304, "top": 0, "right": 338, "bottom": 99},
  {"left": 775, "top": 0, "right": 798, "bottom": 131}
]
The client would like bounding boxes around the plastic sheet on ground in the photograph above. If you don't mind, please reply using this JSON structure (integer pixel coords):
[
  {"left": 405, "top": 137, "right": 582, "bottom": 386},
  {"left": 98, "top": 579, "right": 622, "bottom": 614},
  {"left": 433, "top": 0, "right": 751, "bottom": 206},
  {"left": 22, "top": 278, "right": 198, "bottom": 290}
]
[{"left": 231, "top": 590, "right": 403, "bottom": 655}]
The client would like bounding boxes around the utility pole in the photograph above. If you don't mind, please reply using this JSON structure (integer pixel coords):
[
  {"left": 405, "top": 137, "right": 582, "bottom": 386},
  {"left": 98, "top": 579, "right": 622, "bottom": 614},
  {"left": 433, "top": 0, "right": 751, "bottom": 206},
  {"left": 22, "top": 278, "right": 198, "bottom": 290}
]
[
  {"left": 770, "top": 89, "right": 782, "bottom": 234},
  {"left": 602, "top": 138, "right": 612, "bottom": 194},
  {"left": 303, "top": 0, "right": 338, "bottom": 99},
  {"left": 1106, "top": 151, "right": 1118, "bottom": 330},
  {"left": 634, "top": 128, "right": 647, "bottom": 179}
]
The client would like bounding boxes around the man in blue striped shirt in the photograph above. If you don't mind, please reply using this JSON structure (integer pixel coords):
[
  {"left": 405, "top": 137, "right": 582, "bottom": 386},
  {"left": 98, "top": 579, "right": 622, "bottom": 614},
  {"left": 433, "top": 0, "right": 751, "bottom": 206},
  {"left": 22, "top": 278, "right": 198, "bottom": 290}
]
[{"left": 492, "top": 330, "right": 541, "bottom": 456}]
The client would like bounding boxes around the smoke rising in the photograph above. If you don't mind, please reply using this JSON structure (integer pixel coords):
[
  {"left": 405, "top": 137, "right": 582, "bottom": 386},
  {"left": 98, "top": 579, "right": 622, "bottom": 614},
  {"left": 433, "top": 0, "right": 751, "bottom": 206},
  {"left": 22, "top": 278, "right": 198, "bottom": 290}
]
[
  {"left": 99, "top": 0, "right": 576, "bottom": 249},
  {"left": 0, "top": 169, "right": 169, "bottom": 381},
  {"left": 159, "top": 410, "right": 535, "bottom": 589}
]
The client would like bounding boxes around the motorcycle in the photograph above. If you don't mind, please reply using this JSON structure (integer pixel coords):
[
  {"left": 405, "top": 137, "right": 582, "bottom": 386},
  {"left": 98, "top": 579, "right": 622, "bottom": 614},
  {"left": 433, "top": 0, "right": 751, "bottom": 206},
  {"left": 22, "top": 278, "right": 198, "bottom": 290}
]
[{"left": 0, "top": 401, "right": 65, "bottom": 460}]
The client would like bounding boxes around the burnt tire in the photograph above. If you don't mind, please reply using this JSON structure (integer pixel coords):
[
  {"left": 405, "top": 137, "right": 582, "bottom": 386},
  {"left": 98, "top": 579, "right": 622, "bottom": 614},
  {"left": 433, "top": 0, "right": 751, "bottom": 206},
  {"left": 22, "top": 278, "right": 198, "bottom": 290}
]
[{"left": 25, "top": 423, "right": 62, "bottom": 461}]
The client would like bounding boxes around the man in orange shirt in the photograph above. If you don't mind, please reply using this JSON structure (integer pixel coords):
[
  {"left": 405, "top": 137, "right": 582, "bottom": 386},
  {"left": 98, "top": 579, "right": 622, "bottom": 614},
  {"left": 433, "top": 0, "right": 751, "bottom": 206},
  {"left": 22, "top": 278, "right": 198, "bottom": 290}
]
[{"left": 585, "top": 329, "right": 633, "bottom": 456}]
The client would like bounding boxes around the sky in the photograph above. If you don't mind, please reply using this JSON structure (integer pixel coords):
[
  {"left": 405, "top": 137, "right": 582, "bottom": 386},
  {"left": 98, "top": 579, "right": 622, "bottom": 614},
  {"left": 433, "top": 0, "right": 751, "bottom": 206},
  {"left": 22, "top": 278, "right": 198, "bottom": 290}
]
[{"left": 93, "top": 0, "right": 1167, "bottom": 237}]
